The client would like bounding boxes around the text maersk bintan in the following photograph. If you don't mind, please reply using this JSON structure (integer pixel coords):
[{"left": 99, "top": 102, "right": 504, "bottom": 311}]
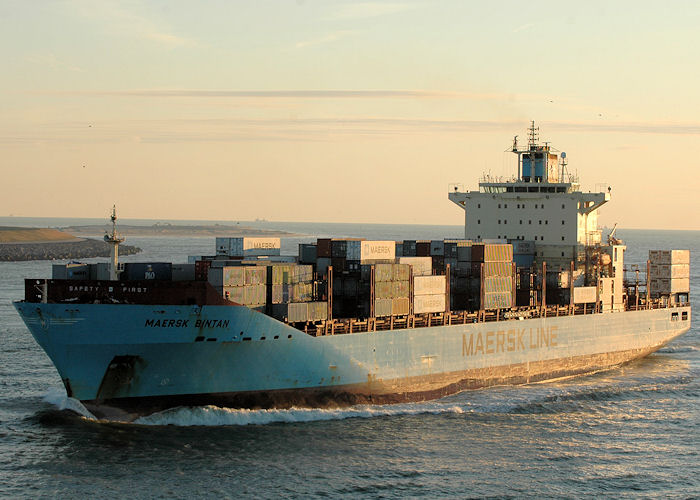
[
  {"left": 462, "top": 326, "right": 558, "bottom": 356},
  {"left": 145, "top": 318, "right": 230, "bottom": 329}
]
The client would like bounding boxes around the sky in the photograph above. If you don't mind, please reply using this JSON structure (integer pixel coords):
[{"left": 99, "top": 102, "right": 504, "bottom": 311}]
[{"left": 1, "top": 0, "right": 699, "bottom": 229}]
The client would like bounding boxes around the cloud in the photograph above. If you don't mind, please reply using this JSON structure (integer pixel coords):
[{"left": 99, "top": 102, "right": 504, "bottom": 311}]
[
  {"left": 68, "top": 0, "right": 197, "bottom": 47},
  {"left": 39, "top": 89, "right": 537, "bottom": 102},
  {"left": 329, "top": 2, "right": 423, "bottom": 20},
  {"left": 295, "top": 30, "right": 356, "bottom": 49},
  {"left": 513, "top": 23, "right": 534, "bottom": 33},
  {"left": 25, "top": 53, "right": 84, "bottom": 73}
]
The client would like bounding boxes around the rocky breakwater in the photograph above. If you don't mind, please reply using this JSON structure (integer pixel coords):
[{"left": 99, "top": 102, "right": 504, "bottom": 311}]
[{"left": 0, "top": 227, "right": 141, "bottom": 261}]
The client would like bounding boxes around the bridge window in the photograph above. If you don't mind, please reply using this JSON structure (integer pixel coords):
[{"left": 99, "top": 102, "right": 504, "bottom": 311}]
[
  {"left": 671, "top": 312, "right": 679, "bottom": 321},
  {"left": 477, "top": 220, "right": 481, "bottom": 224},
  {"left": 562, "top": 220, "right": 565, "bottom": 225},
  {"left": 545, "top": 220, "right": 548, "bottom": 225},
  {"left": 478, "top": 204, "right": 481, "bottom": 208},
  {"left": 504, "top": 220, "right": 507, "bottom": 224},
  {"left": 557, "top": 187, "right": 566, "bottom": 193},
  {"left": 520, "top": 220, "right": 522, "bottom": 225},
  {"left": 539, "top": 220, "right": 542, "bottom": 225},
  {"left": 498, "top": 220, "right": 501, "bottom": 224},
  {"left": 534, "top": 236, "right": 537, "bottom": 240},
  {"left": 528, "top": 187, "right": 538, "bottom": 193},
  {"left": 682, "top": 311, "right": 688, "bottom": 320},
  {"left": 529, "top": 220, "right": 532, "bottom": 224},
  {"left": 562, "top": 204, "right": 565, "bottom": 209},
  {"left": 561, "top": 236, "right": 565, "bottom": 241},
  {"left": 504, "top": 204, "right": 508, "bottom": 208},
  {"left": 498, "top": 204, "right": 501, "bottom": 208},
  {"left": 535, "top": 204, "right": 538, "bottom": 208}
]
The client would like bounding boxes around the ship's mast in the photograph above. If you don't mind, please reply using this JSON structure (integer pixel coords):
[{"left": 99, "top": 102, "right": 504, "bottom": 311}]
[{"left": 104, "top": 205, "right": 124, "bottom": 281}]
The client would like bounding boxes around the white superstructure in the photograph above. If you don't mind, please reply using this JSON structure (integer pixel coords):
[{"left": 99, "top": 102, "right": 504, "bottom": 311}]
[{"left": 449, "top": 122, "right": 609, "bottom": 248}]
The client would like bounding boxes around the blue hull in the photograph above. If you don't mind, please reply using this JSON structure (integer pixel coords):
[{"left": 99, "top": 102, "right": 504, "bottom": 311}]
[{"left": 14, "top": 302, "right": 691, "bottom": 419}]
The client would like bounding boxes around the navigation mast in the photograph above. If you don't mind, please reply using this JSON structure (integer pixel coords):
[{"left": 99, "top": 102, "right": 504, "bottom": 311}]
[{"left": 103, "top": 205, "right": 125, "bottom": 281}]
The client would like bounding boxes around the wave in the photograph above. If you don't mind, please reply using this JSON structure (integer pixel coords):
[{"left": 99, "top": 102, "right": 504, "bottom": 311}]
[
  {"left": 657, "top": 345, "right": 699, "bottom": 354},
  {"left": 134, "top": 402, "right": 465, "bottom": 427},
  {"left": 42, "top": 388, "right": 97, "bottom": 420}
]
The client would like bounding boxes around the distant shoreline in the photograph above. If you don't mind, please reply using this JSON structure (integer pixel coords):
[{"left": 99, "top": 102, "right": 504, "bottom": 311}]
[{"left": 60, "top": 223, "right": 301, "bottom": 238}]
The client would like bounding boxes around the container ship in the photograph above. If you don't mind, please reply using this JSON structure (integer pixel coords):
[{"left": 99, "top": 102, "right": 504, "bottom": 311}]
[{"left": 14, "top": 123, "right": 691, "bottom": 421}]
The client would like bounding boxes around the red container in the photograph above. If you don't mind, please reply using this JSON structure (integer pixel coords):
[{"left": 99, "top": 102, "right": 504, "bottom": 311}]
[
  {"left": 194, "top": 260, "right": 212, "bottom": 281},
  {"left": 416, "top": 241, "right": 431, "bottom": 257}
]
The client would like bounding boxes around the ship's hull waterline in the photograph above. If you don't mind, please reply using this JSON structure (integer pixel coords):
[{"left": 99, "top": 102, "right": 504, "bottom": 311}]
[{"left": 14, "top": 302, "right": 691, "bottom": 421}]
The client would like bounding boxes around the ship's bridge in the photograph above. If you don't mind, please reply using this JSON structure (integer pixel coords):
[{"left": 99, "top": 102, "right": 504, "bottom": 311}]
[{"left": 448, "top": 122, "right": 610, "bottom": 247}]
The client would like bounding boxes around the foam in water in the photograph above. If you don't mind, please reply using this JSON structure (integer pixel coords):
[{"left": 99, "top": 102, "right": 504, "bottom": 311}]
[
  {"left": 43, "top": 388, "right": 97, "bottom": 420},
  {"left": 134, "top": 402, "right": 466, "bottom": 427}
]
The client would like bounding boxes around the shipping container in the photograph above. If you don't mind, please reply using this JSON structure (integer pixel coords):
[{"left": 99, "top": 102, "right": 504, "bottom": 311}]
[
  {"left": 346, "top": 240, "right": 396, "bottom": 261},
  {"left": 308, "top": 301, "right": 329, "bottom": 321},
  {"left": 482, "top": 291, "right": 513, "bottom": 310},
  {"left": 395, "top": 242, "right": 404, "bottom": 257},
  {"left": 402, "top": 240, "right": 417, "bottom": 256},
  {"left": 316, "top": 257, "right": 331, "bottom": 276},
  {"left": 298, "top": 243, "right": 317, "bottom": 264},
  {"left": 208, "top": 266, "right": 245, "bottom": 287},
  {"left": 392, "top": 297, "right": 410, "bottom": 315},
  {"left": 471, "top": 243, "right": 514, "bottom": 263},
  {"left": 89, "top": 263, "right": 111, "bottom": 281},
  {"left": 216, "top": 237, "right": 281, "bottom": 257},
  {"left": 171, "top": 264, "right": 195, "bottom": 281},
  {"left": 483, "top": 276, "right": 513, "bottom": 293},
  {"left": 52, "top": 264, "right": 68, "bottom": 280},
  {"left": 649, "top": 263, "right": 690, "bottom": 279},
  {"left": 457, "top": 245, "right": 472, "bottom": 262},
  {"left": 430, "top": 240, "right": 445, "bottom": 256},
  {"left": 414, "top": 275, "right": 446, "bottom": 296},
  {"left": 194, "top": 260, "right": 212, "bottom": 281},
  {"left": 514, "top": 254, "right": 535, "bottom": 268},
  {"left": 398, "top": 257, "right": 432, "bottom": 276},
  {"left": 124, "top": 262, "right": 172, "bottom": 281},
  {"left": 573, "top": 286, "right": 597, "bottom": 304},
  {"left": 649, "top": 277, "right": 690, "bottom": 295},
  {"left": 471, "top": 261, "right": 512, "bottom": 277},
  {"left": 648, "top": 249, "right": 690, "bottom": 265},
  {"left": 414, "top": 294, "right": 446, "bottom": 314},
  {"left": 511, "top": 240, "right": 536, "bottom": 255},
  {"left": 375, "top": 298, "right": 393, "bottom": 317},
  {"left": 416, "top": 241, "right": 431, "bottom": 257},
  {"left": 316, "top": 238, "right": 332, "bottom": 258}
]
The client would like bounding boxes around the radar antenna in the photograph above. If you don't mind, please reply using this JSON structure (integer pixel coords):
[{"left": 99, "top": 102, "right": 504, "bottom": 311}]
[{"left": 528, "top": 120, "right": 539, "bottom": 149}]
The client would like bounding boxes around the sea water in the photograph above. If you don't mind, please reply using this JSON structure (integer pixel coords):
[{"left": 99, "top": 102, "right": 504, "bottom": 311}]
[{"left": 0, "top": 222, "right": 698, "bottom": 498}]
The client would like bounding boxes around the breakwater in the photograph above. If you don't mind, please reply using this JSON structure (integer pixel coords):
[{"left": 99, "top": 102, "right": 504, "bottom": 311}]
[{"left": 0, "top": 239, "right": 141, "bottom": 261}]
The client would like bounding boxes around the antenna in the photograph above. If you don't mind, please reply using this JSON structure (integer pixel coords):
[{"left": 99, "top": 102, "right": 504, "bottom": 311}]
[
  {"left": 104, "top": 205, "right": 125, "bottom": 281},
  {"left": 528, "top": 120, "right": 539, "bottom": 149}
]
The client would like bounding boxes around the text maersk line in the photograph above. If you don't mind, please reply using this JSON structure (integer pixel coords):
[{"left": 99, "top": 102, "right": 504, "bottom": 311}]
[{"left": 462, "top": 326, "right": 558, "bottom": 356}]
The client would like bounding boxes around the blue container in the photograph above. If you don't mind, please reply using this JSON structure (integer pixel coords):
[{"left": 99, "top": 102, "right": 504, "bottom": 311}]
[{"left": 124, "top": 262, "right": 173, "bottom": 281}]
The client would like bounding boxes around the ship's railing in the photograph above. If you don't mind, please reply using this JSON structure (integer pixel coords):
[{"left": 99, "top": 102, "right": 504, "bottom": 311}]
[{"left": 298, "top": 297, "right": 687, "bottom": 336}]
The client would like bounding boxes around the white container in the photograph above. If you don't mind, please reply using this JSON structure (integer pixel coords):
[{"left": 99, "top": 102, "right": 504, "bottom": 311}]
[
  {"left": 650, "top": 263, "right": 690, "bottom": 279},
  {"left": 648, "top": 249, "right": 690, "bottom": 265},
  {"left": 346, "top": 240, "right": 395, "bottom": 262},
  {"left": 414, "top": 294, "right": 446, "bottom": 314},
  {"left": 414, "top": 275, "right": 446, "bottom": 296},
  {"left": 650, "top": 277, "right": 690, "bottom": 294},
  {"left": 217, "top": 237, "right": 281, "bottom": 257},
  {"left": 398, "top": 257, "right": 433, "bottom": 276},
  {"left": 573, "top": 286, "right": 597, "bottom": 304}
]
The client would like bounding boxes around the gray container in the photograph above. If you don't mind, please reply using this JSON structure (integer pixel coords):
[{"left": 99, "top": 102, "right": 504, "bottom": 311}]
[
  {"left": 52, "top": 264, "right": 68, "bottom": 280},
  {"left": 457, "top": 246, "right": 472, "bottom": 262},
  {"left": 90, "top": 262, "right": 111, "bottom": 281},
  {"left": 287, "top": 303, "right": 309, "bottom": 322},
  {"left": 430, "top": 240, "right": 445, "bottom": 256},
  {"left": 375, "top": 298, "right": 393, "bottom": 317},
  {"left": 172, "top": 264, "right": 195, "bottom": 281},
  {"left": 298, "top": 244, "right": 317, "bottom": 264}
]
